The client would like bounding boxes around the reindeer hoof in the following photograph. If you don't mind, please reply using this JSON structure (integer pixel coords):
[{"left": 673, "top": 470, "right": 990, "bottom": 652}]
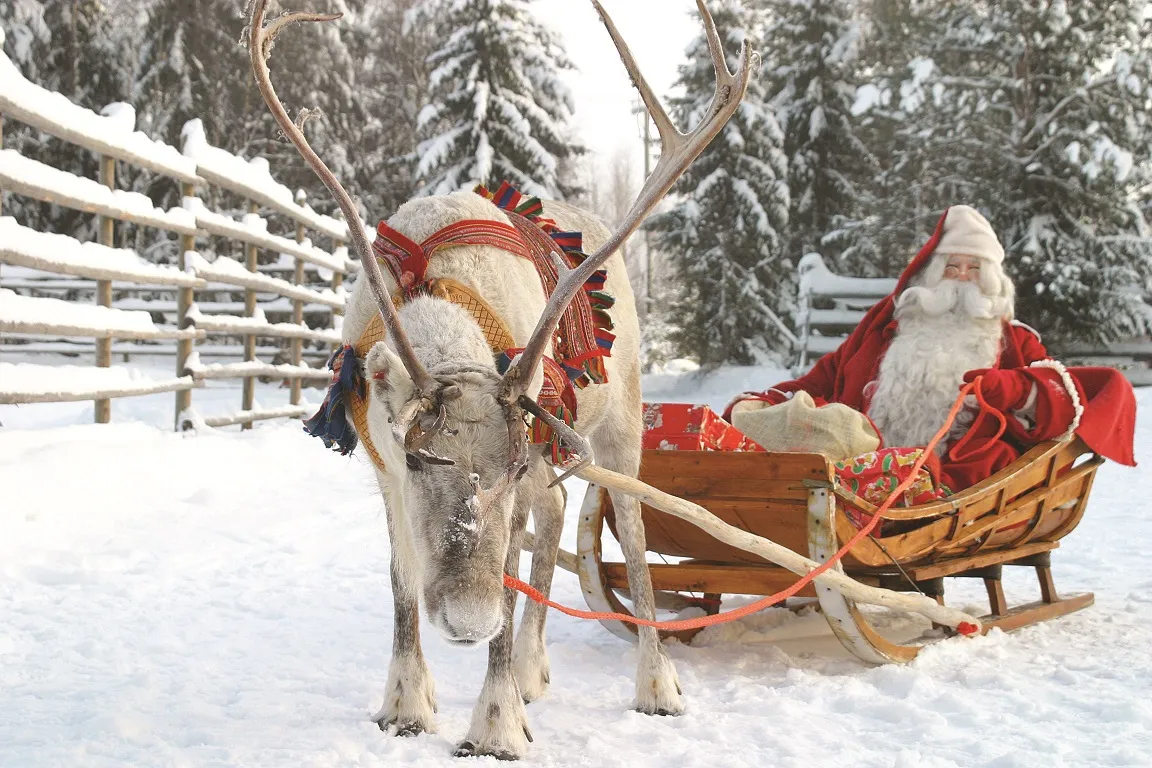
[
  {"left": 376, "top": 717, "right": 428, "bottom": 738},
  {"left": 453, "top": 741, "right": 519, "bottom": 761},
  {"left": 636, "top": 706, "right": 681, "bottom": 717}
]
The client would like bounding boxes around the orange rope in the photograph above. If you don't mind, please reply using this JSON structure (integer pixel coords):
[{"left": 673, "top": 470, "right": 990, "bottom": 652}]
[{"left": 504, "top": 380, "right": 985, "bottom": 636}]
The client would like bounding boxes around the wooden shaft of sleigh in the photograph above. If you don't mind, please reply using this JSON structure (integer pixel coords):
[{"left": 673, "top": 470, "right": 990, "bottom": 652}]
[{"left": 575, "top": 464, "right": 982, "bottom": 632}]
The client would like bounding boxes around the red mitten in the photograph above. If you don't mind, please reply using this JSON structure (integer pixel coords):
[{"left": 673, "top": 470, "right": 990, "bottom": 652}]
[{"left": 962, "top": 368, "right": 1032, "bottom": 411}]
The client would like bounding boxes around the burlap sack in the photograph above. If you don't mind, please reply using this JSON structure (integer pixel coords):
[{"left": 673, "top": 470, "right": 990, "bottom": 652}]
[{"left": 731, "top": 391, "right": 880, "bottom": 461}]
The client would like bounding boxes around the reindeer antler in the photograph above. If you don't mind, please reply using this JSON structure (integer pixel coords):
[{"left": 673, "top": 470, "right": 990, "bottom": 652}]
[
  {"left": 244, "top": 0, "right": 437, "bottom": 402},
  {"left": 499, "top": 0, "right": 757, "bottom": 405}
]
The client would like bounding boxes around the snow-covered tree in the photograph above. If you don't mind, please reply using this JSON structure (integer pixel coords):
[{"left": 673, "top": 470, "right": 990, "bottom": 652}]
[
  {"left": 913, "top": 1, "right": 1152, "bottom": 344},
  {"left": 822, "top": 0, "right": 945, "bottom": 276},
  {"left": 415, "top": 0, "right": 584, "bottom": 199},
  {"left": 133, "top": 0, "right": 246, "bottom": 155},
  {"left": 355, "top": 0, "right": 438, "bottom": 218},
  {"left": 648, "top": 2, "right": 792, "bottom": 366},
  {"left": 760, "top": 0, "right": 875, "bottom": 271}
]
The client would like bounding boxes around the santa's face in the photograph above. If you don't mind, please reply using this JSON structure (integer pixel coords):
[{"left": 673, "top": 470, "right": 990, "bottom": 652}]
[
  {"left": 943, "top": 254, "right": 982, "bottom": 282},
  {"left": 867, "top": 251, "right": 1014, "bottom": 451},
  {"left": 896, "top": 253, "right": 1014, "bottom": 321}
]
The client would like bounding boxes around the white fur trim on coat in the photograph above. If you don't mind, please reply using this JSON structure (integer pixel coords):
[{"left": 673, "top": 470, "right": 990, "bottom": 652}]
[{"left": 1029, "top": 359, "right": 1084, "bottom": 442}]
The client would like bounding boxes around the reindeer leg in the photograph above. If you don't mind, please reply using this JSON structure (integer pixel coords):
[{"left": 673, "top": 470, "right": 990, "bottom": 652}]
[
  {"left": 594, "top": 419, "right": 683, "bottom": 716},
  {"left": 604, "top": 487, "right": 684, "bottom": 715},
  {"left": 513, "top": 470, "right": 564, "bottom": 703},
  {"left": 455, "top": 504, "right": 533, "bottom": 760},
  {"left": 373, "top": 491, "right": 437, "bottom": 736}
]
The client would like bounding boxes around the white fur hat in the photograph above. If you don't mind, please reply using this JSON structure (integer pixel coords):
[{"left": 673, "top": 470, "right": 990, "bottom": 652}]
[{"left": 935, "top": 205, "right": 1004, "bottom": 266}]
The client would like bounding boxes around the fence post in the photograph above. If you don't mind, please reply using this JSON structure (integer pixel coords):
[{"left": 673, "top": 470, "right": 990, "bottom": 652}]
[
  {"left": 242, "top": 200, "right": 259, "bottom": 429},
  {"left": 290, "top": 191, "right": 306, "bottom": 406},
  {"left": 175, "top": 181, "right": 197, "bottom": 430},
  {"left": 94, "top": 155, "right": 116, "bottom": 424}
]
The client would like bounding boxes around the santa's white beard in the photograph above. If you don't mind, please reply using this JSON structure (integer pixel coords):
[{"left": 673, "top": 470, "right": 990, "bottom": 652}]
[{"left": 868, "top": 282, "right": 1006, "bottom": 454}]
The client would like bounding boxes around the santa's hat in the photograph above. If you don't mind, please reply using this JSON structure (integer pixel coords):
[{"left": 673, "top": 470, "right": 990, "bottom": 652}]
[
  {"left": 935, "top": 205, "right": 1004, "bottom": 266},
  {"left": 895, "top": 205, "right": 1004, "bottom": 294}
]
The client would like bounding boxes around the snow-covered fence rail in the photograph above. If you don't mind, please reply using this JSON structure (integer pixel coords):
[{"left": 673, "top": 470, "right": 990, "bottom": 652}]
[{"left": 0, "top": 30, "right": 354, "bottom": 428}]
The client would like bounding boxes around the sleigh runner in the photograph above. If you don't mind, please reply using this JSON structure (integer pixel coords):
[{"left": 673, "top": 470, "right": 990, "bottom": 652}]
[{"left": 575, "top": 432, "right": 1102, "bottom": 663}]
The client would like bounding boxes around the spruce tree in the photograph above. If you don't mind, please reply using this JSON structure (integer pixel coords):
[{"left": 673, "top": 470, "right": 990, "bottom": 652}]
[
  {"left": 918, "top": 1, "right": 1152, "bottom": 344},
  {"left": 648, "top": 1, "right": 792, "bottom": 366},
  {"left": 415, "top": 0, "right": 583, "bottom": 199},
  {"left": 760, "top": 0, "right": 874, "bottom": 271},
  {"left": 824, "top": 0, "right": 945, "bottom": 276}
]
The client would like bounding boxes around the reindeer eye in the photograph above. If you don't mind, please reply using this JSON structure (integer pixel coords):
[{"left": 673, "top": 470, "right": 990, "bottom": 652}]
[{"left": 405, "top": 454, "right": 424, "bottom": 472}]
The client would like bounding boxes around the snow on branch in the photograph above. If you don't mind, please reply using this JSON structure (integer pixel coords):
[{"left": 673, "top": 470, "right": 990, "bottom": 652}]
[
  {"left": 0, "top": 48, "right": 199, "bottom": 184},
  {"left": 181, "top": 119, "right": 348, "bottom": 241},
  {"left": 0, "top": 289, "right": 202, "bottom": 340},
  {"left": 0, "top": 150, "right": 199, "bottom": 235},
  {"left": 0, "top": 217, "right": 205, "bottom": 287},
  {"left": 184, "top": 251, "right": 345, "bottom": 310},
  {"left": 0, "top": 363, "right": 199, "bottom": 405}
]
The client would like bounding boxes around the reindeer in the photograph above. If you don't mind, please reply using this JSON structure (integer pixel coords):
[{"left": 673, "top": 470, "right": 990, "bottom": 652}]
[{"left": 245, "top": 0, "right": 755, "bottom": 759}]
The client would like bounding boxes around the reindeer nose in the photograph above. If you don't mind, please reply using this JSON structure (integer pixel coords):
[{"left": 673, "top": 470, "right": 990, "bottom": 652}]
[{"left": 439, "top": 599, "right": 503, "bottom": 646}]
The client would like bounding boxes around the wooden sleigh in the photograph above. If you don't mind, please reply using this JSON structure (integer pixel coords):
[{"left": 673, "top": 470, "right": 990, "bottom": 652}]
[{"left": 577, "top": 438, "right": 1103, "bottom": 663}]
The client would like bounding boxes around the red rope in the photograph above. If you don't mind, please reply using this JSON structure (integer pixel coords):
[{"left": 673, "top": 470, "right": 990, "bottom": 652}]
[{"left": 504, "top": 380, "right": 986, "bottom": 636}]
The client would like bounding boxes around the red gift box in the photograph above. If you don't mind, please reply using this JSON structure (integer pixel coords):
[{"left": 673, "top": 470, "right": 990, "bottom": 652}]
[{"left": 641, "top": 402, "right": 765, "bottom": 452}]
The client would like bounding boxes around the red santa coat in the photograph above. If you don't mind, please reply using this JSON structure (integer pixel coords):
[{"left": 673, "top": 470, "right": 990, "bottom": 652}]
[{"left": 726, "top": 210, "right": 1138, "bottom": 491}]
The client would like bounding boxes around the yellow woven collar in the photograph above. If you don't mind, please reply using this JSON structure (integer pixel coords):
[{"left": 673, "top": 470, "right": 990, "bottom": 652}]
[{"left": 348, "top": 278, "right": 515, "bottom": 475}]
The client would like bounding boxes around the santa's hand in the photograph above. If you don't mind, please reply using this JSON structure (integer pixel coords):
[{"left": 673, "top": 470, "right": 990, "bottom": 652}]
[
  {"left": 962, "top": 368, "right": 1032, "bottom": 411},
  {"left": 731, "top": 399, "right": 771, "bottom": 415}
]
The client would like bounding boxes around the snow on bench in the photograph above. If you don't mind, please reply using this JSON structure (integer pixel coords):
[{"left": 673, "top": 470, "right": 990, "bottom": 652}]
[
  {"left": 184, "top": 198, "right": 352, "bottom": 274},
  {"left": 187, "top": 304, "right": 341, "bottom": 344},
  {"left": 184, "top": 252, "right": 345, "bottom": 310},
  {"left": 0, "top": 289, "right": 202, "bottom": 340},
  {"left": 0, "top": 150, "right": 199, "bottom": 235},
  {"left": 800, "top": 253, "right": 896, "bottom": 300},
  {"left": 0, "top": 217, "right": 204, "bottom": 287},
  {"left": 110, "top": 297, "right": 336, "bottom": 316},
  {"left": 184, "top": 352, "right": 331, "bottom": 382},
  {"left": 0, "top": 362, "right": 198, "bottom": 404},
  {"left": 181, "top": 119, "right": 348, "bottom": 241},
  {"left": 0, "top": 43, "right": 199, "bottom": 185},
  {"left": 794, "top": 253, "right": 896, "bottom": 370}
]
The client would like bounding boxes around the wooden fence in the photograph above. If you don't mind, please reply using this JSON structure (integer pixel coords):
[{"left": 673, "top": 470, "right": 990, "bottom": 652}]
[{"left": 0, "top": 35, "right": 355, "bottom": 429}]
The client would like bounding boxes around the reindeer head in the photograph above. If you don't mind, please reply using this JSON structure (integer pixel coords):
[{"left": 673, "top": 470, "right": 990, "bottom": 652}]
[
  {"left": 245, "top": 0, "right": 756, "bottom": 647},
  {"left": 364, "top": 301, "right": 527, "bottom": 646}
]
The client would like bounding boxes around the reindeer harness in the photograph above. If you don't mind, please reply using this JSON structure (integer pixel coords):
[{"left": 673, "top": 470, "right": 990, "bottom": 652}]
[{"left": 305, "top": 182, "right": 616, "bottom": 473}]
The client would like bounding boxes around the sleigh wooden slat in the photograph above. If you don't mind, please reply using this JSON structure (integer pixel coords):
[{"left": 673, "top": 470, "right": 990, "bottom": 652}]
[{"left": 579, "top": 437, "right": 1102, "bottom": 663}]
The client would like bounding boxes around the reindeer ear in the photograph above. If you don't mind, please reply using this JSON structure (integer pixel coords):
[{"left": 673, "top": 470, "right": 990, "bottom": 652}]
[{"left": 366, "top": 342, "right": 413, "bottom": 395}]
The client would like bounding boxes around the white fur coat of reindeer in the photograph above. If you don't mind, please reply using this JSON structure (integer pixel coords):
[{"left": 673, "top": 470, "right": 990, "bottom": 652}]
[{"left": 245, "top": 0, "right": 755, "bottom": 759}]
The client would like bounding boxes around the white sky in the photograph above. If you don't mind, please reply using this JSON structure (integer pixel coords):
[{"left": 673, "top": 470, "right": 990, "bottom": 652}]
[{"left": 532, "top": 0, "right": 701, "bottom": 174}]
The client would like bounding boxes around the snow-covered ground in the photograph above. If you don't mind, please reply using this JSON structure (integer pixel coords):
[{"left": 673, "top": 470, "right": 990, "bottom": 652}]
[{"left": 1, "top": 365, "right": 1149, "bottom": 767}]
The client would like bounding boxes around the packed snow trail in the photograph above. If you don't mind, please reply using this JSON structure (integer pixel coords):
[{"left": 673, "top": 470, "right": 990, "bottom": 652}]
[{"left": 1, "top": 375, "right": 1149, "bottom": 767}]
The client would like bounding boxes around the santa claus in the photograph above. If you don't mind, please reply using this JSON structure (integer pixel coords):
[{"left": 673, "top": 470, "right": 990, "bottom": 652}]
[{"left": 726, "top": 205, "right": 1138, "bottom": 492}]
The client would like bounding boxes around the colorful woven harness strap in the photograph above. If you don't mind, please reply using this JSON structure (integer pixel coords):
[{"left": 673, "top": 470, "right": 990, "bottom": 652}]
[{"left": 372, "top": 218, "right": 529, "bottom": 296}]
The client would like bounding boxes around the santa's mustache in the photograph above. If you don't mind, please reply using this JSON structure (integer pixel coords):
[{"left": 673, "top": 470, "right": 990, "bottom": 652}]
[{"left": 896, "top": 279, "right": 1007, "bottom": 319}]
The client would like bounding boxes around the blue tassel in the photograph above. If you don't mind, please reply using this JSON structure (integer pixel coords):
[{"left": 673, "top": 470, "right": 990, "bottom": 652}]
[{"left": 303, "top": 346, "right": 363, "bottom": 455}]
